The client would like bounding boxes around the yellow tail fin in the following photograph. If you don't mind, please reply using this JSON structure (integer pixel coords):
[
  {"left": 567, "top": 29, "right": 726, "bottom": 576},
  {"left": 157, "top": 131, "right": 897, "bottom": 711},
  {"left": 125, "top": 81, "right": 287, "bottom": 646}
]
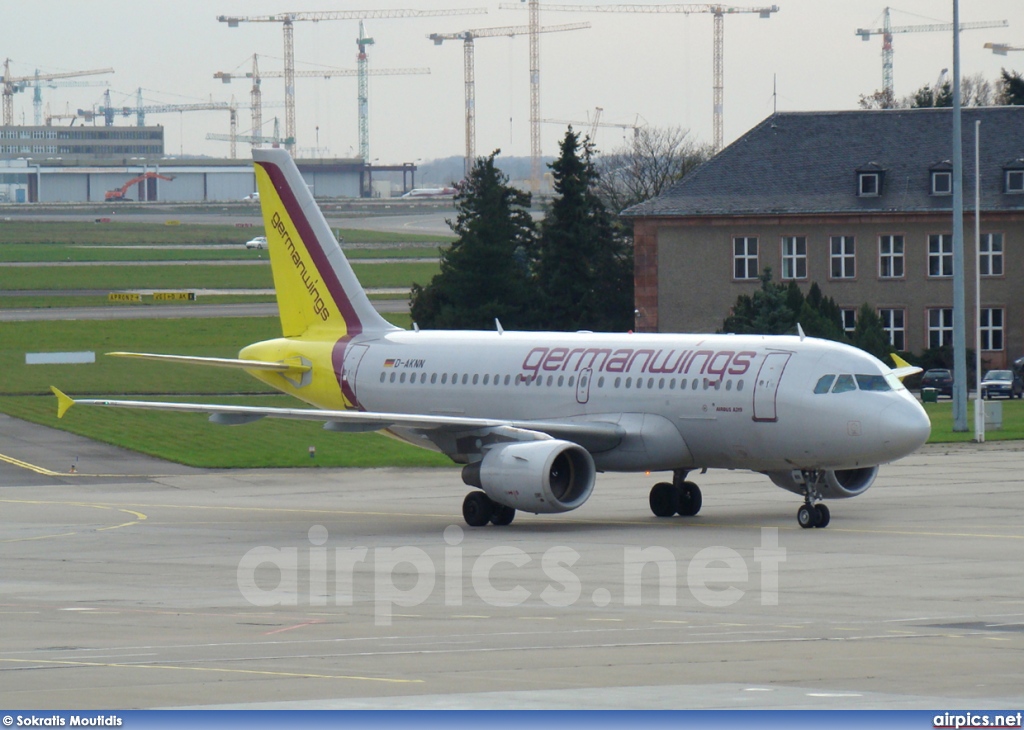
[
  {"left": 50, "top": 386, "right": 75, "bottom": 419},
  {"left": 252, "top": 148, "right": 398, "bottom": 339}
]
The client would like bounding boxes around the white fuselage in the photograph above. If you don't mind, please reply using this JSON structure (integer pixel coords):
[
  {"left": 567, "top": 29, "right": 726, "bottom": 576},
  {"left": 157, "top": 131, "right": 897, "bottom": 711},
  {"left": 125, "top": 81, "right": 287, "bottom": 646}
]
[{"left": 340, "top": 330, "right": 930, "bottom": 474}]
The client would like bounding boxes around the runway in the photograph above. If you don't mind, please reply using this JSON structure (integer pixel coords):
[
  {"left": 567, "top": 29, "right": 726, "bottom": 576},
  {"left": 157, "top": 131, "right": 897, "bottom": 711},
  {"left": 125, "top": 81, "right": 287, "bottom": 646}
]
[{"left": 1, "top": 413, "right": 1022, "bottom": 709}]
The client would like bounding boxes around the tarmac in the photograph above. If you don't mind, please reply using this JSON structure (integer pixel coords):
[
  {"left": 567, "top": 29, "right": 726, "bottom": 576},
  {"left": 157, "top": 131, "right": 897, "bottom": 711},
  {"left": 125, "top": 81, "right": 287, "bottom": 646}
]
[{"left": 1, "top": 413, "right": 1023, "bottom": 709}]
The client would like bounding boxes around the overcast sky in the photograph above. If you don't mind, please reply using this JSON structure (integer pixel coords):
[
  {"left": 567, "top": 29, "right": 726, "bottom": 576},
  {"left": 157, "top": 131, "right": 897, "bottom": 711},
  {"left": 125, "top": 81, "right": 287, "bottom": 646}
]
[{"left": 6, "top": 1, "right": 1023, "bottom": 164}]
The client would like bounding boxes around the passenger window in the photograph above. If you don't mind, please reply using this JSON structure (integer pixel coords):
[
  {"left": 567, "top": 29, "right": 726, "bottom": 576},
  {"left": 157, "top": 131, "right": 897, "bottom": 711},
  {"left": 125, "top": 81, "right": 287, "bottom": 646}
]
[
  {"left": 614, "top": 377, "right": 621, "bottom": 388},
  {"left": 625, "top": 377, "right": 632, "bottom": 388},
  {"left": 504, "top": 374, "right": 511, "bottom": 386},
  {"left": 814, "top": 375, "right": 835, "bottom": 394},
  {"left": 692, "top": 379, "right": 698, "bottom": 390},
  {"left": 472, "top": 374, "right": 479, "bottom": 385},
  {"left": 379, "top": 372, "right": 385, "bottom": 383},
  {"left": 659, "top": 378, "right": 665, "bottom": 389},
  {"left": 832, "top": 374, "right": 856, "bottom": 393},
  {"left": 430, "top": 373, "right": 437, "bottom": 384},
  {"left": 856, "top": 374, "right": 891, "bottom": 392},
  {"left": 400, "top": 372, "right": 406, "bottom": 383},
  {"left": 547, "top": 375, "right": 553, "bottom": 386},
  {"left": 726, "top": 380, "right": 732, "bottom": 391},
  {"left": 737, "top": 380, "right": 744, "bottom": 392},
  {"left": 390, "top": 372, "right": 396, "bottom": 383},
  {"left": 557, "top": 375, "right": 564, "bottom": 387},
  {"left": 598, "top": 376, "right": 605, "bottom": 387},
  {"left": 568, "top": 376, "right": 575, "bottom": 387},
  {"left": 483, "top": 374, "right": 489, "bottom": 385},
  {"left": 462, "top": 374, "right": 469, "bottom": 385},
  {"left": 441, "top": 373, "right": 448, "bottom": 384}
]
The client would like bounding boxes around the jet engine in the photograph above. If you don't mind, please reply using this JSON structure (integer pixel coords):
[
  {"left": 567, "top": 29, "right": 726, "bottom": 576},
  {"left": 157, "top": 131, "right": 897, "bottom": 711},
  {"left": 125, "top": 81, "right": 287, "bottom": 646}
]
[
  {"left": 462, "top": 440, "right": 596, "bottom": 513},
  {"left": 765, "top": 465, "right": 879, "bottom": 499}
]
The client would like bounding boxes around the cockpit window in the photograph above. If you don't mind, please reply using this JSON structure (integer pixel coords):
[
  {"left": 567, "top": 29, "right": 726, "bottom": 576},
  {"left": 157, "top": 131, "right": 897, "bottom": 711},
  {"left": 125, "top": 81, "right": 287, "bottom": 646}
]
[
  {"left": 855, "top": 374, "right": 892, "bottom": 392},
  {"left": 832, "top": 374, "right": 856, "bottom": 393},
  {"left": 814, "top": 375, "right": 835, "bottom": 394}
]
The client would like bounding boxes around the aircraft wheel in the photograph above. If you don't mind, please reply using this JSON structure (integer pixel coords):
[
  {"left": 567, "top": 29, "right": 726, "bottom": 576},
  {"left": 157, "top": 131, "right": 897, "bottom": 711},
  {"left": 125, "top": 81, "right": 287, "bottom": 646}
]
[
  {"left": 814, "top": 503, "right": 831, "bottom": 528},
  {"left": 490, "top": 503, "right": 516, "bottom": 526},
  {"left": 797, "top": 504, "right": 817, "bottom": 529},
  {"left": 676, "top": 481, "right": 703, "bottom": 517},
  {"left": 649, "top": 482, "right": 677, "bottom": 517},
  {"left": 463, "top": 491, "right": 494, "bottom": 527}
]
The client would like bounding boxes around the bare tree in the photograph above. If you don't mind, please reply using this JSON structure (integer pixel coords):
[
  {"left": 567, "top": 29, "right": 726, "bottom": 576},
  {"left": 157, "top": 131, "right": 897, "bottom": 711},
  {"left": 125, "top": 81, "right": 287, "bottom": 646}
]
[{"left": 594, "top": 126, "right": 713, "bottom": 213}]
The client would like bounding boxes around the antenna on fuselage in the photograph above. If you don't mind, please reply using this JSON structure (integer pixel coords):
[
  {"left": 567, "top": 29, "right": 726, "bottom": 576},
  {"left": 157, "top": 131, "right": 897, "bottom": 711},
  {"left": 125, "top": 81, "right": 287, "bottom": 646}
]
[
  {"left": 495, "top": 318, "right": 504, "bottom": 335},
  {"left": 797, "top": 323, "right": 806, "bottom": 341}
]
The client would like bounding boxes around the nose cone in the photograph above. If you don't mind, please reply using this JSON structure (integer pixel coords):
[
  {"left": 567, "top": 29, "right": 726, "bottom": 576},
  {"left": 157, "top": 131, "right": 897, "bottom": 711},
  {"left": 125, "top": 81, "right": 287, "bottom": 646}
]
[{"left": 878, "top": 396, "right": 931, "bottom": 460}]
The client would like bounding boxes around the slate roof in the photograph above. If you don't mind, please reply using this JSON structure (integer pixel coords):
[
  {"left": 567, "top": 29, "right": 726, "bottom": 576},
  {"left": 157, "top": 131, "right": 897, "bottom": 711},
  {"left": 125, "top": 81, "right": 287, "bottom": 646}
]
[{"left": 624, "top": 106, "right": 1024, "bottom": 217}]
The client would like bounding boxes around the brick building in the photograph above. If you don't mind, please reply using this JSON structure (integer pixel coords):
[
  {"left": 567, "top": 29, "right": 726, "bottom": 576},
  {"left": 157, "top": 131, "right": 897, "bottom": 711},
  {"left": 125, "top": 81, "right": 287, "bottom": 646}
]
[{"left": 625, "top": 106, "right": 1024, "bottom": 368}]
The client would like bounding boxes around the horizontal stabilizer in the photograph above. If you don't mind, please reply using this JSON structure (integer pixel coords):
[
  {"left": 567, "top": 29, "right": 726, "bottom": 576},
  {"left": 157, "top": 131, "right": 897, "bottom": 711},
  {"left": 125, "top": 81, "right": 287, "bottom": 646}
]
[{"left": 108, "top": 352, "right": 311, "bottom": 374}]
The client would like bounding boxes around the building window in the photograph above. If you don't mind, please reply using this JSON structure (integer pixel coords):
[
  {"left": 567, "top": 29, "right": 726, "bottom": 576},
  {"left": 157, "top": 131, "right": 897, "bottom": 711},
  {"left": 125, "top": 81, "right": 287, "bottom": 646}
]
[
  {"left": 879, "top": 309, "right": 905, "bottom": 351},
  {"left": 830, "top": 236, "right": 855, "bottom": 279},
  {"left": 841, "top": 308, "right": 857, "bottom": 334},
  {"left": 931, "top": 171, "right": 952, "bottom": 195},
  {"left": 928, "top": 234, "right": 953, "bottom": 277},
  {"left": 859, "top": 173, "right": 880, "bottom": 196},
  {"left": 928, "top": 308, "right": 953, "bottom": 349},
  {"left": 1005, "top": 170, "right": 1024, "bottom": 193},
  {"left": 780, "top": 236, "right": 806, "bottom": 280},
  {"left": 979, "top": 233, "right": 1003, "bottom": 277},
  {"left": 879, "top": 235, "right": 904, "bottom": 278},
  {"left": 980, "top": 308, "right": 1004, "bottom": 351},
  {"left": 734, "top": 236, "right": 758, "bottom": 280}
]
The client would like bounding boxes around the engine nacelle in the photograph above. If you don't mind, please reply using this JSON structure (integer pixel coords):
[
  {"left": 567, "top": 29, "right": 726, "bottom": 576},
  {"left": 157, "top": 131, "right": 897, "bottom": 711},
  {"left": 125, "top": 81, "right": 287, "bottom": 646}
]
[
  {"left": 765, "top": 465, "right": 879, "bottom": 499},
  {"left": 462, "top": 440, "right": 596, "bottom": 514}
]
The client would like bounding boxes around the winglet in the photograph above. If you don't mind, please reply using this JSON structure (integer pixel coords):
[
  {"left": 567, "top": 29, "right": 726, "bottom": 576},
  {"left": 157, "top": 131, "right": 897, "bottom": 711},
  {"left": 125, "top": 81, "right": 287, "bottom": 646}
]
[
  {"left": 889, "top": 353, "right": 923, "bottom": 380},
  {"left": 50, "top": 386, "right": 75, "bottom": 419}
]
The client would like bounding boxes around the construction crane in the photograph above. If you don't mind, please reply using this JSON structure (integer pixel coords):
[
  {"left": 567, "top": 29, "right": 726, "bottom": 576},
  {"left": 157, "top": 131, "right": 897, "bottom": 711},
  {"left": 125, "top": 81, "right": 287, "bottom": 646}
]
[
  {"left": 541, "top": 111, "right": 645, "bottom": 143},
  {"left": 217, "top": 8, "right": 487, "bottom": 154},
  {"left": 105, "top": 172, "right": 175, "bottom": 202},
  {"left": 500, "top": 3, "right": 777, "bottom": 172},
  {"left": 1, "top": 60, "right": 114, "bottom": 127},
  {"left": 985, "top": 42, "right": 1024, "bottom": 55},
  {"left": 207, "top": 117, "right": 288, "bottom": 150},
  {"left": 216, "top": 58, "right": 428, "bottom": 156},
  {"left": 428, "top": 21, "right": 589, "bottom": 178},
  {"left": 32, "top": 76, "right": 110, "bottom": 126},
  {"left": 856, "top": 8, "right": 1008, "bottom": 100}
]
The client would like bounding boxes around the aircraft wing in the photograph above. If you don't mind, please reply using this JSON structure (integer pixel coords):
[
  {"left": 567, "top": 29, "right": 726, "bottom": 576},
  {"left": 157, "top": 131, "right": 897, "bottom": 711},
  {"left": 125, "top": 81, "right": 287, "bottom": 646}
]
[
  {"left": 50, "top": 388, "right": 624, "bottom": 454},
  {"left": 108, "top": 351, "right": 311, "bottom": 374}
]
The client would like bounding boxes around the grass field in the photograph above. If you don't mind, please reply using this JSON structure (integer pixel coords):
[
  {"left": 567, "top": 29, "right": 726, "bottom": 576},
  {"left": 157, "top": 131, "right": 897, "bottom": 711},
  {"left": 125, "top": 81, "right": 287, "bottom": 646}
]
[
  {"left": 0, "top": 243, "right": 443, "bottom": 263},
  {"left": 0, "top": 394, "right": 451, "bottom": 468},
  {"left": 0, "top": 221, "right": 452, "bottom": 247},
  {"left": 0, "top": 261, "right": 439, "bottom": 291},
  {"left": 0, "top": 294, "right": 279, "bottom": 309},
  {"left": 923, "top": 399, "right": 1024, "bottom": 442}
]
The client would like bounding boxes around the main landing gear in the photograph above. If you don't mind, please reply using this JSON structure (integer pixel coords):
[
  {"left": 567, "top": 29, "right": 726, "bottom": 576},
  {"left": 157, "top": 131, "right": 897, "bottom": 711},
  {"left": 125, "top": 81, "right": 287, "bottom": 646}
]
[
  {"left": 462, "top": 491, "right": 516, "bottom": 527},
  {"left": 649, "top": 470, "right": 703, "bottom": 518},
  {"left": 795, "top": 469, "right": 831, "bottom": 529}
]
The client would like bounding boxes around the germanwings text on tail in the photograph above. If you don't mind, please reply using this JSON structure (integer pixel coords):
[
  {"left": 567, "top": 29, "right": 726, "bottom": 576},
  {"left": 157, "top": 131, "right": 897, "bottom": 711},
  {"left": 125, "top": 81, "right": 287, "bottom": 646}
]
[{"left": 51, "top": 148, "right": 931, "bottom": 530}]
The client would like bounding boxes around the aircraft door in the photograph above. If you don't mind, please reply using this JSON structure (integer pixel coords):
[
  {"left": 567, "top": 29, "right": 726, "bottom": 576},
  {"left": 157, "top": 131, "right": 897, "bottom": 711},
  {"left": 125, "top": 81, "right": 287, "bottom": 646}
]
[
  {"left": 752, "top": 352, "right": 791, "bottom": 422},
  {"left": 576, "top": 368, "right": 593, "bottom": 404},
  {"left": 341, "top": 344, "right": 370, "bottom": 406}
]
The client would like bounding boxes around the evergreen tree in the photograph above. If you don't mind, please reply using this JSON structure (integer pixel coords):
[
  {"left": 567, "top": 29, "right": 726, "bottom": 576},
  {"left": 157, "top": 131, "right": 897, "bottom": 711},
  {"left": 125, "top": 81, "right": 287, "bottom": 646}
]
[
  {"left": 535, "top": 128, "right": 633, "bottom": 331},
  {"left": 409, "top": 151, "right": 536, "bottom": 329},
  {"left": 998, "top": 68, "right": 1024, "bottom": 105},
  {"left": 850, "top": 303, "right": 892, "bottom": 361},
  {"left": 720, "top": 268, "right": 795, "bottom": 335}
]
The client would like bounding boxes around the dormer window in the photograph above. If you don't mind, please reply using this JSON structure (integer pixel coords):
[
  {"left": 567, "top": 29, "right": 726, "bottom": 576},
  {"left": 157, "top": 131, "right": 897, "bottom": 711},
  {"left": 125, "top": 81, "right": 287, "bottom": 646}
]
[
  {"left": 858, "top": 173, "right": 880, "bottom": 196},
  {"left": 931, "top": 170, "right": 952, "bottom": 195},
  {"left": 1006, "top": 169, "right": 1024, "bottom": 193}
]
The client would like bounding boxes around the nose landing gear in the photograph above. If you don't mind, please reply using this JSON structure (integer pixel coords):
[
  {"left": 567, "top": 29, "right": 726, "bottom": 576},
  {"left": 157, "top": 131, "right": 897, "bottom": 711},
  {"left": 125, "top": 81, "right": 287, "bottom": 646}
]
[{"left": 795, "top": 470, "right": 831, "bottom": 529}]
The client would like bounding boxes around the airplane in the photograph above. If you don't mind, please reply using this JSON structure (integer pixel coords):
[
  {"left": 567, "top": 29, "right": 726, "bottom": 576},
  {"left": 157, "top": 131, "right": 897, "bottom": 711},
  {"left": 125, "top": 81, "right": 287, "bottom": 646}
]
[
  {"left": 51, "top": 148, "right": 932, "bottom": 530},
  {"left": 400, "top": 186, "right": 457, "bottom": 199}
]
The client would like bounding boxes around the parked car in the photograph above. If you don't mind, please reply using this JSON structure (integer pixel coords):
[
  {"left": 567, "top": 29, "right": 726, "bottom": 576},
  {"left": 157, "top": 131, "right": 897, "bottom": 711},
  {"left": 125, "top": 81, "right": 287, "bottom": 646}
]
[
  {"left": 980, "top": 369, "right": 1024, "bottom": 399},
  {"left": 245, "top": 235, "right": 268, "bottom": 250},
  {"left": 920, "top": 368, "right": 953, "bottom": 397},
  {"left": 243, "top": 192, "right": 260, "bottom": 202}
]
